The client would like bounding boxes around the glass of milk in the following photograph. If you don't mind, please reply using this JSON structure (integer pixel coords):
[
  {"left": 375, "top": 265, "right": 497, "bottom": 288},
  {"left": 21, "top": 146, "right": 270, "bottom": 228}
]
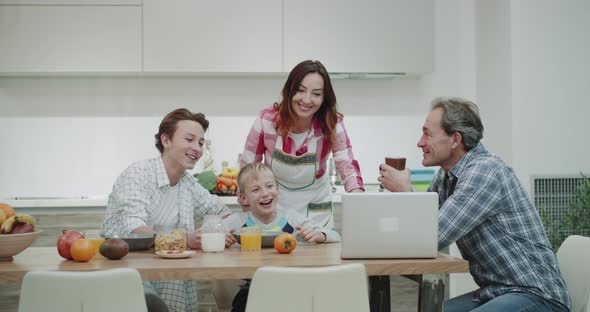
[{"left": 200, "top": 215, "right": 226, "bottom": 252}]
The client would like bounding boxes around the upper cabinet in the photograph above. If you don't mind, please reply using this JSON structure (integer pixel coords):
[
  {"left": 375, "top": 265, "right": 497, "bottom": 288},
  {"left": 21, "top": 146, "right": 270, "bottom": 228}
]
[
  {"left": 0, "top": 0, "right": 433, "bottom": 75},
  {"left": 284, "top": 0, "right": 434, "bottom": 74},
  {"left": 0, "top": 3, "right": 142, "bottom": 72},
  {"left": 143, "top": 0, "right": 283, "bottom": 73}
]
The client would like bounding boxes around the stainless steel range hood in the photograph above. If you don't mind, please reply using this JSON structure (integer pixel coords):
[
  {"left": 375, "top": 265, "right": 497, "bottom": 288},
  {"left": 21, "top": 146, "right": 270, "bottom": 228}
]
[{"left": 329, "top": 73, "right": 407, "bottom": 79}]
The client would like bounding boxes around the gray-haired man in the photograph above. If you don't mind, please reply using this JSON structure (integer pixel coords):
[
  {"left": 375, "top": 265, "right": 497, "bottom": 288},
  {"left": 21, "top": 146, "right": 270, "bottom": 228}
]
[{"left": 378, "top": 98, "right": 570, "bottom": 311}]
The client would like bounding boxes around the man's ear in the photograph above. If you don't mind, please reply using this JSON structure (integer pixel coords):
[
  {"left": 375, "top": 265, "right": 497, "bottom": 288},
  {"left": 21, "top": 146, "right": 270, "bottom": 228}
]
[
  {"left": 161, "top": 133, "right": 170, "bottom": 149},
  {"left": 451, "top": 132, "right": 462, "bottom": 149}
]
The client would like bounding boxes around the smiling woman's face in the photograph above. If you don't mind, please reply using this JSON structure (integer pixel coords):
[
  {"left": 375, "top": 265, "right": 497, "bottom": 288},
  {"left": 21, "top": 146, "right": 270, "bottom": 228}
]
[
  {"left": 162, "top": 120, "right": 205, "bottom": 171},
  {"left": 290, "top": 72, "right": 324, "bottom": 124}
]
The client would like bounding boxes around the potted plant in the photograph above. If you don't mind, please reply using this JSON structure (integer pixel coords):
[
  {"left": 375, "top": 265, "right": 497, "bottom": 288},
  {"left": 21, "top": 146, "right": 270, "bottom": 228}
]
[{"left": 540, "top": 173, "right": 590, "bottom": 250}]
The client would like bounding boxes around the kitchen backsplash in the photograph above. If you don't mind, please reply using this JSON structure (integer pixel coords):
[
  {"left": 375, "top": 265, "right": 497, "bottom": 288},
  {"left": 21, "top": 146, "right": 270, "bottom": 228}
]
[
  {"left": 0, "top": 114, "right": 430, "bottom": 198},
  {"left": 0, "top": 76, "right": 433, "bottom": 198}
]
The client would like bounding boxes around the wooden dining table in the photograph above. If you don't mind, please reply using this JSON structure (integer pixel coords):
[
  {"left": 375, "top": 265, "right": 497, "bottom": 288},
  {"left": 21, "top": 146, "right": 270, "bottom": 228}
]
[{"left": 0, "top": 243, "right": 468, "bottom": 312}]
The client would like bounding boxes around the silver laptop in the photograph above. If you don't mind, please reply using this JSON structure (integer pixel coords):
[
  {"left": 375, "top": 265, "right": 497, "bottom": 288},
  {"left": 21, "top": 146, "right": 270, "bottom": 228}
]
[{"left": 340, "top": 192, "right": 438, "bottom": 259}]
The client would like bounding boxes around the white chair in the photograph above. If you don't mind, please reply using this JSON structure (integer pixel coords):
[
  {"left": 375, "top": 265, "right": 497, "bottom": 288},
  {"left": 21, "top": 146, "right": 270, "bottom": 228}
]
[
  {"left": 246, "top": 263, "right": 370, "bottom": 312},
  {"left": 18, "top": 268, "right": 147, "bottom": 312},
  {"left": 557, "top": 235, "right": 590, "bottom": 312}
]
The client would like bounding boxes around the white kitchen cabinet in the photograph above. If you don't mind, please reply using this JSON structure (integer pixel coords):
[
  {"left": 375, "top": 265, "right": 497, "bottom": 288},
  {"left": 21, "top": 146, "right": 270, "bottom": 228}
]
[
  {"left": 143, "top": 0, "right": 282, "bottom": 73},
  {"left": 0, "top": 5, "right": 142, "bottom": 72},
  {"left": 284, "top": 0, "right": 433, "bottom": 74},
  {"left": 0, "top": 0, "right": 140, "bottom": 4}
]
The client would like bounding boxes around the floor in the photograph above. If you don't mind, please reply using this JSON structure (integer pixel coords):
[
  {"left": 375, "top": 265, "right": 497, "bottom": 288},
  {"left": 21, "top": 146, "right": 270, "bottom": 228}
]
[{"left": 0, "top": 275, "right": 418, "bottom": 312}]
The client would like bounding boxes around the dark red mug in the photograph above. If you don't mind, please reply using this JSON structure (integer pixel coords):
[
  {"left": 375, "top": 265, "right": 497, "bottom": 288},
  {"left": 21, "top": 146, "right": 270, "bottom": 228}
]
[{"left": 385, "top": 157, "right": 406, "bottom": 171}]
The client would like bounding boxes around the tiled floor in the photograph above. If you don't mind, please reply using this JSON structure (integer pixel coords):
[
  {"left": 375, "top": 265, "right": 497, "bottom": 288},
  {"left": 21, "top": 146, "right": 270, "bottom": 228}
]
[{"left": 0, "top": 275, "right": 418, "bottom": 312}]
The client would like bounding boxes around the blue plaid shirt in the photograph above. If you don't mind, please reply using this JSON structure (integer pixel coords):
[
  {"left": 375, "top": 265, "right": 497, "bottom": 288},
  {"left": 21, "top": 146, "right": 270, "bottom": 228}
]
[{"left": 431, "top": 144, "right": 570, "bottom": 308}]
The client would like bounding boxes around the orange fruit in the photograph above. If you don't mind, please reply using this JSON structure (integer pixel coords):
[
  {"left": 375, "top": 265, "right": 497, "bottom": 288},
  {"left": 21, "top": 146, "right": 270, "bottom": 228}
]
[
  {"left": 0, "top": 203, "right": 15, "bottom": 219},
  {"left": 70, "top": 239, "right": 95, "bottom": 262}
]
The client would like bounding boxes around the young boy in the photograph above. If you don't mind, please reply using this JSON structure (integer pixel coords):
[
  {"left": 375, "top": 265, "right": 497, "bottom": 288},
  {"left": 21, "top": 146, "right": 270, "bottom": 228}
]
[
  {"left": 215, "top": 163, "right": 341, "bottom": 312},
  {"left": 223, "top": 162, "right": 341, "bottom": 242}
]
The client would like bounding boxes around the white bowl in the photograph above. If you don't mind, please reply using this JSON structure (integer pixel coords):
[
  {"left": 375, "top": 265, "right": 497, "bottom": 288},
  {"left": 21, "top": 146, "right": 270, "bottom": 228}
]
[{"left": 0, "top": 230, "right": 41, "bottom": 261}]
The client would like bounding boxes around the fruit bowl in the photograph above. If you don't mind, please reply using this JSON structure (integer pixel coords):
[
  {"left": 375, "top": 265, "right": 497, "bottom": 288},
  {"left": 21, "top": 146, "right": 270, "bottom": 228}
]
[
  {"left": 102, "top": 233, "right": 155, "bottom": 251},
  {"left": 0, "top": 230, "right": 41, "bottom": 261}
]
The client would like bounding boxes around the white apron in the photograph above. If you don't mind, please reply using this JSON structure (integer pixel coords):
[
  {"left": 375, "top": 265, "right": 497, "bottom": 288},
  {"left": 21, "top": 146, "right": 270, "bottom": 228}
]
[{"left": 270, "top": 134, "right": 334, "bottom": 228}]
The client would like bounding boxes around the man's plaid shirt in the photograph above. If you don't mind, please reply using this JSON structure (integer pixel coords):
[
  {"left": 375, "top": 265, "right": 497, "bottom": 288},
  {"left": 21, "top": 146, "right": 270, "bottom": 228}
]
[{"left": 431, "top": 144, "right": 570, "bottom": 308}]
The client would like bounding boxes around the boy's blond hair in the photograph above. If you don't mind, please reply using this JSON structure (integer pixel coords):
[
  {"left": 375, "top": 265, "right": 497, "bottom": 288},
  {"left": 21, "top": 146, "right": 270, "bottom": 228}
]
[{"left": 237, "top": 163, "right": 276, "bottom": 192}]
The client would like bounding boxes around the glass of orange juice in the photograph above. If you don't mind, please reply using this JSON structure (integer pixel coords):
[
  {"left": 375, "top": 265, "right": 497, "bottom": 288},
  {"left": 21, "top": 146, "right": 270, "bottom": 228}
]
[
  {"left": 85, "top": 230, "right": 105, "bottom": 254},
  {"left": 239, "top": 227, "right": 262, "bottom": 252}
]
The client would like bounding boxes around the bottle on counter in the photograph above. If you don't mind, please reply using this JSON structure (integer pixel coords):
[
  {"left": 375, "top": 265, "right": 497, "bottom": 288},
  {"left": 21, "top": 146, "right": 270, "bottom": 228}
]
[
  {"left": 221, "top": 160, "right": 229, "bottom": 174},
  {"left": 194, "top": 139, "right": 216, "bottom": 174}
]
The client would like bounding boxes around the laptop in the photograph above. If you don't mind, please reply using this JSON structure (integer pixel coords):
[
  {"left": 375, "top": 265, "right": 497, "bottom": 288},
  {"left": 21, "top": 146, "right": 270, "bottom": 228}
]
[{"left": 340, "top": 192, "right": 438, "bottom": 259}]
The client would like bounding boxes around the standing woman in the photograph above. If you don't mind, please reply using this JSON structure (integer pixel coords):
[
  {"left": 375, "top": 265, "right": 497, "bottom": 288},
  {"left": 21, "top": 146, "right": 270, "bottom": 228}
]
[{"left": 241, "top": 60, "right": 364, "bottom": 234}]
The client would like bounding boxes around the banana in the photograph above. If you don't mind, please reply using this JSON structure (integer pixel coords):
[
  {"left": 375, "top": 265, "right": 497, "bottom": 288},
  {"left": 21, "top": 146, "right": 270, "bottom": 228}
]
[
  {"left": 1, "top": 216, "right": 16, "bottom": 234},
  {"left": 15, "top": 214, "right": 36, "bottom": 226},
  {"left": 15, "top": 214, "right": 37, "bottom": 229}
]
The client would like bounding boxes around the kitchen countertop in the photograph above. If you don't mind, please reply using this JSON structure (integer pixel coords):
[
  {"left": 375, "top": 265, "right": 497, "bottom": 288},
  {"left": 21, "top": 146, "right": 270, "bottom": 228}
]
[
  {"left": 4, "top": 195, "right": 242, "bottom": 209},
  {"left": 3, "top": 185, "right": 386, "bottom": 213},
  {"left": 4, "top": 194, "right": 346, "bottom": 211}
]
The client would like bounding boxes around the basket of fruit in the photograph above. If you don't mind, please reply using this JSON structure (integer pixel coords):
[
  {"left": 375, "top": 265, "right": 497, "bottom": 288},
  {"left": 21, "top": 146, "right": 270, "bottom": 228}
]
[
  {"left": 196, "top": 167, "right": 239, "bottom": 196},
  {"left": 0, "top": 203, "right": 41, "bottom": 261}
]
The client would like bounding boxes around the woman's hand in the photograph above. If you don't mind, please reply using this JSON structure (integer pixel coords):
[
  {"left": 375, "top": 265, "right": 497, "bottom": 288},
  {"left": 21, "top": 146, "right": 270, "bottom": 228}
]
[
  {"left": 378, "top": 164, "right": 412, "bottom": 192},
  {"left": 295, "top": 226, "right": 326, "bottom": 243}
]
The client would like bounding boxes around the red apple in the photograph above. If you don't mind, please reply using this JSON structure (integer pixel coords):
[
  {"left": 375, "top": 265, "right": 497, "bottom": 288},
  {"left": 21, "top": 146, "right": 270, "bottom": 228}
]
[
  {"left": 10, "top": 222, "right": 34, "bottom": 234},
  {"left": 57, "top": 230, "right": 85, "bottom": 260}
]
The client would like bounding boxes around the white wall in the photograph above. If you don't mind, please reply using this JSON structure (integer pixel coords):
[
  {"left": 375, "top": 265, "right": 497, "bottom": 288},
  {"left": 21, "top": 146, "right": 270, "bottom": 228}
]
[
  {"left": 0, "top": 1, "right": 480, "bottom": 199},
  {"left": 511, "top": 0, "right": 590, "bottom": 192},
  {"left": 476, "top": 0, "right": 512, "bottom": 164},
  {"left": 448, "top": 0, "right": 590, "bottom": 298},
  {"left": 0, "top": 77, "right": 431, "bottom": 198},
  {"left": 0, "top": 0, "right": 480, "bottom": 199}
]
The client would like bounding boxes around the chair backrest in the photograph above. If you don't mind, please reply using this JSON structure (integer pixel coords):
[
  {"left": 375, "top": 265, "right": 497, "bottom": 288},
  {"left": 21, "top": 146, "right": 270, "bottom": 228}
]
[
  {"left": 18, "top": 268, "right": 147, "bottom": 312},
  {"left": 246, "top": 263, "right": 369, "bottom": 312},
  {"left": 557, "top": 235, "right": 590, "bottom": 312}
]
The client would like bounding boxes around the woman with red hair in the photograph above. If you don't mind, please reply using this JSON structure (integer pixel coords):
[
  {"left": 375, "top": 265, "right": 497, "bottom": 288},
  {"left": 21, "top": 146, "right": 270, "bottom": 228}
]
[{"left": 241, "top": 60, "right": 364, "bottom": 236}]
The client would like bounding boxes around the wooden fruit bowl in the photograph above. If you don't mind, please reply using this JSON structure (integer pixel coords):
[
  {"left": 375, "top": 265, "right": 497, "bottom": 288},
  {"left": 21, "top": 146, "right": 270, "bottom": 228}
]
[{"left": 0, "top": 230, "right": 41, "bottom": 261}]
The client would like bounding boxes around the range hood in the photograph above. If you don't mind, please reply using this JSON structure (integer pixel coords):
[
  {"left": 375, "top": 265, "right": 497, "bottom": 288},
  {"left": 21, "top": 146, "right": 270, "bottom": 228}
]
[{"left": 329, "top": 73, "right": 407, "bottom": 79}]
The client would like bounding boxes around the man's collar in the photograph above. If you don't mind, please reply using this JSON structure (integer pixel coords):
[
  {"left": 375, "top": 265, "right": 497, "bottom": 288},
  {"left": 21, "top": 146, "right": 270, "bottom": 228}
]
[
  {"left": 448, "top": 143, "right": 485, "bottom": 179},
  {"left": 155, "top": 157, "right": 171, "bottom": 188}
]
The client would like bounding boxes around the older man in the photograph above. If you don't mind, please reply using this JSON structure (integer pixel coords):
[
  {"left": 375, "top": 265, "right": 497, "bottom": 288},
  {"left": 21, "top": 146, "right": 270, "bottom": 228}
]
[{"left": 379, "top": 98, "right": 570, "bottom": 312}]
